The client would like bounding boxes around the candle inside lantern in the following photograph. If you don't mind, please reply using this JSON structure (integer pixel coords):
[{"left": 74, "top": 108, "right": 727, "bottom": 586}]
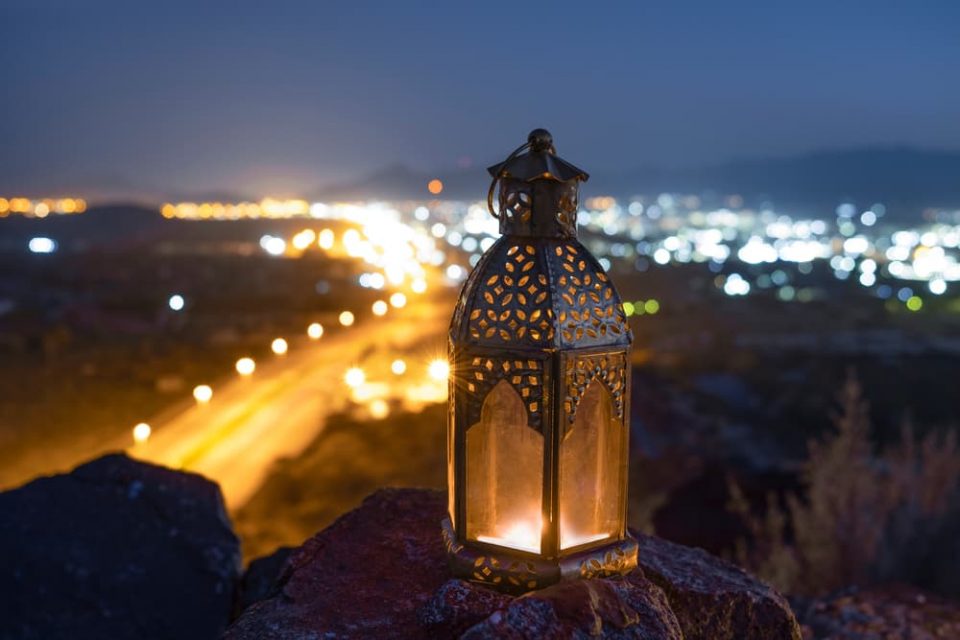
[{"left": 477, "top": 518, "right": 542, "bottom": 554}]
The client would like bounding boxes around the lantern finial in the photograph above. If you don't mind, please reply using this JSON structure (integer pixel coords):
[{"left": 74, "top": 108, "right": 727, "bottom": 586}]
[{"left": 527, "top": 128, "right": 554, "bottom": 153}]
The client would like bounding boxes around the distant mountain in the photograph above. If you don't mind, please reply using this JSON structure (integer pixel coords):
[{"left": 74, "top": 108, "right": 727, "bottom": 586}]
[{"left": 316, "top": 147, "right": 960, "bottom": 220}]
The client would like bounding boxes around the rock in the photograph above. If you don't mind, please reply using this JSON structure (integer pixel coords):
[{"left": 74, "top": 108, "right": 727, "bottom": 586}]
[
  {"left": 226, "top": 488, "right": 451, "bottom": 639},
  {"left": 795, "top": 584, "right": 960, "bottom": 639},
  {"left": 460, "top": 577, "right": 682, "bottom": 639},
  {"left": 238, "top": 546, "right": 294, "bottom": 612},
  {"left": 0, "top": 453, "right": 240, "bottom": 640},
  {"left": 635, "top": 532, "right": 802, "bottom": 640},
  {"left": 418, "top": 579, "right": 513, "bottom": 637},
  {"left": 228, "top": 487, "right": 799, "bottom": 639}
]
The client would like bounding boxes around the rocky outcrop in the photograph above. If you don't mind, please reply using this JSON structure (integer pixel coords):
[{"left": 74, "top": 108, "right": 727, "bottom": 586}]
[
  {"left": 226, "top": 488, "right": 800, "bottom": 639},
  {"left": 0, "top": 453, "right": 240, "bottom": 640}
]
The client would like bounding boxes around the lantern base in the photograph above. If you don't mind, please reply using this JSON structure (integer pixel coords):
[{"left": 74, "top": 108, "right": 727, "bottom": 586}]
[{"left": 440, "top": 517, "right": 638, "bottom": 594}]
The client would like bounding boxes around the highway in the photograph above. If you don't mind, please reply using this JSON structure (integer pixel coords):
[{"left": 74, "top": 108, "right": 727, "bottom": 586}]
[{"left": 128, "top": 299, "right": 450, "bottom": 509}]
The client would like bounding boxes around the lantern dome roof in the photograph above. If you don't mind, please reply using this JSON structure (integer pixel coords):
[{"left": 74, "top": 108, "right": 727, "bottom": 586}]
[
  {"left": 450, "top": 236, "right": 632, "bottom": 351},
  {"left": 487, "top": 128, "right": 589, "bottom": 183}
]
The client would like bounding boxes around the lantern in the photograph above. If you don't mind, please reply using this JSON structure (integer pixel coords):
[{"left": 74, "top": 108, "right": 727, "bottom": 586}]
[{"left": 442, "top": 129, "right": 637, "bottom": 592}]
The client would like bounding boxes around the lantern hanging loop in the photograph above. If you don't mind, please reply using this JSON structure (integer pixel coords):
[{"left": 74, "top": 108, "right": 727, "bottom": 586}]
[
  {"left": 487, "top": 141, "right": 528, "bottom": 219},
  {"left": 486, "top": 130, "right": 559, "bottom": 218}
]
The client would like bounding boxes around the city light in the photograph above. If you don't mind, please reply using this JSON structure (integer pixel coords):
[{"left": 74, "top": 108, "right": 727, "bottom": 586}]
[
  {"left": 339, "top": 311, "right": 355, "bottom": 327},
  {"left": 391, "top": 359, "right": 407, "bottom": 375},
  {"left": 318, "top": 228, "right": 335, "bottom": 250},
  {"left": 132, "top": 422, "right": 152, "bottom": 444},
  {"left": 428, "top": 359, "right": 450, "bottom": 382},
  {"left": 372, "top": 300, "right": 388, "bottom": 316},
  {"left": 271, "top": 338, "right": 288, "bottom": 355},
  {"left": 27, "top": 237, "right": 57, "bottom": 254},
  {"left": 369, "top": 399, "right": 389, "bottom": 419},
  {"left": 260, "top": 235, "right": 287, "bottom": 256},
  {"left": 427, "top": 179, "right": 444, "bottom": 195},
  {"left": 168, "top": 294, "right": 185, "bottom": 311},
  {"left": 389, "top": 292, "right": 407, "bottom": 308},
  {"left": 411, "top": 278, "right": 428, "bottom": 294},
  {"left": 193, "top": 384, "right": 213, "bottom": 404},
  {"left": 235, "top": 357, "right": 256, "bottom": 376},
  {"left": 344, "top": 367, "right": 366, "bottom": 388},
  {"left": 307, "top": 322, "right": 324, "bottom": 339},
  {"left": 1, "top": 197, "right": 86, "bottom": 217}
]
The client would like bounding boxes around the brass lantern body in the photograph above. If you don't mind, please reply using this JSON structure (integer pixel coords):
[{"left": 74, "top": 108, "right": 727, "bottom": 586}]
[{"left": 443, "top": 130, "right": 637, "bottom": 592}]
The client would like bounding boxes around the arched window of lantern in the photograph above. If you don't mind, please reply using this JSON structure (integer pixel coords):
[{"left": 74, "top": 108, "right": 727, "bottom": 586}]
[
  {"left": 559, "top": 377, "right": 626, "bottom": 551},
  {"left": 465, "top": 379, "right": 544, "bottom": 554}
]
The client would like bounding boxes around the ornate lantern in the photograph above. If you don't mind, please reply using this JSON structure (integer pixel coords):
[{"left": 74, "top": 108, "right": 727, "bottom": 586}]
[{"left": 442, "top": 129, "right": 637, "bottom": 592}]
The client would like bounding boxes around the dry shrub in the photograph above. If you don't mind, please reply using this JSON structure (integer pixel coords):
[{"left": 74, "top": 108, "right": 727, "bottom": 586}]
[{"left": 729, "top": 370, "right": 960, "bottom": 596}]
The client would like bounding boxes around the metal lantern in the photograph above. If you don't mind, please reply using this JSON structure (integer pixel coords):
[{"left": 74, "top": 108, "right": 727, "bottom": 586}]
[{"left": 442, "top": 129, "right": 637, "bottom": 592}]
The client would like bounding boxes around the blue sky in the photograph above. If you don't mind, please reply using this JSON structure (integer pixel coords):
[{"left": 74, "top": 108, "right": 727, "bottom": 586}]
[{"left": 1, "top": 1, "right": 958, "bottom": 197}]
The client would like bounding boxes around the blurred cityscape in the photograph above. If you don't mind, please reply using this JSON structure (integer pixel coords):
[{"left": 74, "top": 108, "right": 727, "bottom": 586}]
[{"left": 5, "top": 184, "right": 960, "bottom": 560}]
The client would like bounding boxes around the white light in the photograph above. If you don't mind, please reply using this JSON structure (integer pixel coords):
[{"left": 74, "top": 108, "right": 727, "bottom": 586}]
[
  {"left": 653, "top": 248, "right": 671, "bottom": 265},
  {"left": 390, "top": 292, "right": 407, "bottom": 308},
  {"left": 339, "top": 311, "right": 355, "bottom": 327},
  {"left": 271, "top": 338, "right": 288, "bottom": 355},
  {"left": 372, "top": 300, "right": 389, "bottom": 316},
  {"left": 411, "top": 278, "right": 428, "bottom": 294},
  {"left": 430, "top": 223, "right": 447, "bottom": 238},
  {"left": 235, "top": 357, "right": 256, "bottom": 376},
  {"left": 368, "top": 273, "right": 386, "bottom": 289},
  {"left": 414, "top": 206, "right": 429, "bottom": 221},
  {"left": 132, "top": 422, "right": 152, "bottom": 444},
  {"left": 723, "top": 273, "right": 751, "bottom": 296},
  {"left": 369, "top": 399, "right": 389, "bottom": 419},
  {"left": 428, "top": 359, "right": 450, "bottom": 381},
  {"left": 28, "top": 237, "right": 57, "bottom": 254},
  {"left": 843, "top": 236, "right": 869, "bottom": 255},
  {"left": 345, "top": 367, "right": 366, "bottom": 388},
  {"left": 318, "top": 228, "right": 335, "bottom": 250},
  {"left": 307, "top": 322, "right": 324, "bottom": 339},
  {"left": 391, "top": 359, "right": 407, "bottom": 375},
  {"left": 930, "top": 279, "right": 947, "bottom": 295},
  {"left": 261, "top": 235, "right": 286, "bottom": 256},
  {"left": 446, "top": 264, "right": 465, "bottom": 280},
  {"left": 859, "top": 272, "right": 876, "bottom": 287},
  {"left": 193, "top": 384, "right": 213, "bottom": 403},
  {"left": 861, "top": 211, "right": 877, "bottom": 226},
  {"left": 168, "top": 294, "right": 185, "bottom": 311}
]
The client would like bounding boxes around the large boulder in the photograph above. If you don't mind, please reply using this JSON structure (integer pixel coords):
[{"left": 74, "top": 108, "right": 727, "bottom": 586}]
[
  {"left": 0, "top": 453, "right": 240, "bottom": 640},
  {"left": 635, "top": 533, "right": 801, "bottom": 640},
  {"left": 227, "top": 488, "right": 799, "bottom": 639}
]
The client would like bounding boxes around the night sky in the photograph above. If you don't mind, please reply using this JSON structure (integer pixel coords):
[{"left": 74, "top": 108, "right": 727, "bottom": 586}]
[{"left": 2, "top": 1, "right": 958, "bottom": 198}]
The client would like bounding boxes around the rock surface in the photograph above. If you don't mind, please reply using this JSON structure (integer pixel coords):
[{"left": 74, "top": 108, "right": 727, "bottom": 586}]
[
  {"left": 227, "top": 488, "right": 800, "bottom": 639},
  {"left": 796, "top": 585, "right": 960, "bottom": 639},
  {"left": 0, "top": 453, "right": 240, "bottom": 640}
]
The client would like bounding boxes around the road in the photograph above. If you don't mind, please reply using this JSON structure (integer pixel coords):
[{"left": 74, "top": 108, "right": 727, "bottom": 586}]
[{"left": 128, "top": 299, "right": 449, "bottom": 509}]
